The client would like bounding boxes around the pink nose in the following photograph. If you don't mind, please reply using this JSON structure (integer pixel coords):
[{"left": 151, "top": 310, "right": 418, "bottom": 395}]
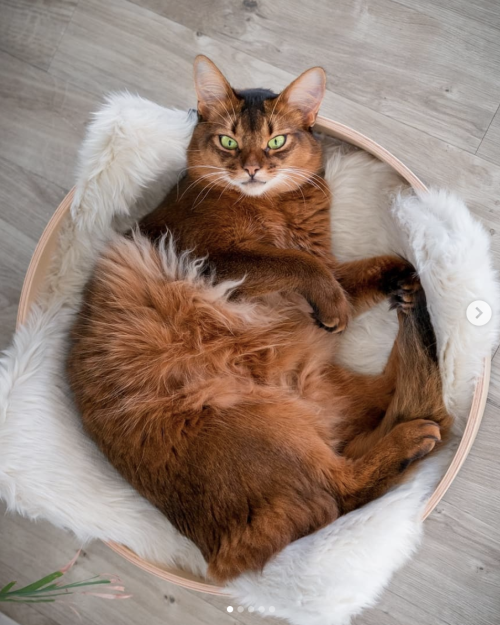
[{"left": 244, "top": 165, "right": 260, "bottom": 178}]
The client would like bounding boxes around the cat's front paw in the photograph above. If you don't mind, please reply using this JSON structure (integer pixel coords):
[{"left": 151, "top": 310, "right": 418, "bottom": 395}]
[
  {"left": 309, "top": 282, "right": 350, "bottom": 333},
  {"left": 382, "top": 258, "right": 422, "bottom": 314}
]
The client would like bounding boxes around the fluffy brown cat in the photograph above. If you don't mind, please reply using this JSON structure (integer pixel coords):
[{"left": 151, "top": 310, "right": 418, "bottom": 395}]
[{"left": 67, "top": 56, "right": 452, "bottom": 582}]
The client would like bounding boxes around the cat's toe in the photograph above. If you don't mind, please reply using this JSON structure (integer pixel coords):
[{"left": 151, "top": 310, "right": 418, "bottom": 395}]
[
  {"left": 383, "top": 260, "right": 422, "bottom": 314},
  {"left": 311, "top": 314, "right": 342, "bottom": 333}
]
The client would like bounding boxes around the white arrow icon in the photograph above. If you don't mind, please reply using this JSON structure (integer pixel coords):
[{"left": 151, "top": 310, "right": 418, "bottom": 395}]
[{"left": 467, "top": 301, "right": 492, "bottom": 326}]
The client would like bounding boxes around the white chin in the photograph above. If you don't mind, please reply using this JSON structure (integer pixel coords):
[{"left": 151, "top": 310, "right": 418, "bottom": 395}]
[
  {"left": 234, "top": 178, "right": 280, "bottom": 197},
  {"left": 239, "top": 183, "right": 268, "bottom": 197}
]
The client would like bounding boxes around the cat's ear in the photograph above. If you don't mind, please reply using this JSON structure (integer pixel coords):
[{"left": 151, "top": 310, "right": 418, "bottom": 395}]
[
  {"left": 194, "top": 55, "right": 234, "bottom": 118},
  {"left": 281, "top": 67, "right": 326, "bottom": 127}
]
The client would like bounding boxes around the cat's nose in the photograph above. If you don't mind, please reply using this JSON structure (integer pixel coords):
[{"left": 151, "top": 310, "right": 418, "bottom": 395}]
[{"left": 244, "top": 165, "right": 260, "bottom": 179}]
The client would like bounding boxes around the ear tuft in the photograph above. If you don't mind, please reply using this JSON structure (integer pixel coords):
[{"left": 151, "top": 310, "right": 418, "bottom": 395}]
[
  {"left": 193, "top": 55, "right": 233, "bottom": 118},
  {"left": 281, "top": 67, "right": 326, "bottom": 127}
]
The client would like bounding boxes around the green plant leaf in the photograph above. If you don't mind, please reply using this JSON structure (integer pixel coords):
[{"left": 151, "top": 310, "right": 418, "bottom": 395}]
[
  {"left": 0, "top": 551, "right": 128, "bottom": 605},
  {"left": 0, "top": 582, "right": 16, "bottom": 594},
  {"left": 34, "top": 583, "right": 62, "bottom": 592},
  {"left": 14, "top": 572, "right": 63, "bottom": 594},
  {"left": 1, "top": 598, "right": 57, "bottom": 603},
  {"left": 3, "top": 591, "right": 72, "bottom": 600},
  {"left": 55, "top": 580, "right": 111, "bottom": 590}
]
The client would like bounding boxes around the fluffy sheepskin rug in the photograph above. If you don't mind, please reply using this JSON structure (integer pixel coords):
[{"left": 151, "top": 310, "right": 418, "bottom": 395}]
[{"left": 1, "top": 94, "right": 498, "bottom": 625}]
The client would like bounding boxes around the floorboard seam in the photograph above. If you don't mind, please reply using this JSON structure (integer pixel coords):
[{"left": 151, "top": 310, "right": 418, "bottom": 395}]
[
  {"left": 476, "top": 101, "right": 500, "bottom": 155},
  {"left": 47, "top": 0, "right": 80, "bottom": 74}
]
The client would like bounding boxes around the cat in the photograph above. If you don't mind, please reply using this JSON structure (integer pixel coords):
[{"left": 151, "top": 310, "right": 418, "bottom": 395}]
[{"left": 67, "top": 56, "right": 452, "bottom": 583}]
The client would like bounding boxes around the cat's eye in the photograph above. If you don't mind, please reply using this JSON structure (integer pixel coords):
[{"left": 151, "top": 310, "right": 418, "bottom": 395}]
[
  {"left": 219, "top": 135, "right": 239, "bottom": 150},
  {"left": 268, "top": 135, "right": 287, "bottom": 149}
]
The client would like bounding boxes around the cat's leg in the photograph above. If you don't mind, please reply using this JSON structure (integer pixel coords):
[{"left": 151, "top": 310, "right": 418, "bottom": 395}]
[
  {"left": 329, "top": 416, "right": 442, "bottom": 513},
  {"left": 209, "top": 245, "right": 351, "bottom": 332},
  {"left": 333, "top": 255, "right": 419, "bottom": 317},
  {"left": 341, "top": 285, "right": 452, "bottom": 460},
  {"left": 323, "top": 341, "right": 400, "bottom": 448},
  {"left": 204, "top": 393, "right": 440, "bottom": 582}
]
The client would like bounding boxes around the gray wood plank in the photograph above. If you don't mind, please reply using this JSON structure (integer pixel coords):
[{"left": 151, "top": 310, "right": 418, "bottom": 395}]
[
  {"left": 0, "top": 157, "right": 66, "bottom": 349},
  {"left": 0, "top": 50, "right": 99, "bottom": 190},
  {"left": 49, "top": 0, "right": 205, "bottom": 109},
  {"left": 477, "top": 105, "right": 500, "bottom": 167},
  {"left": 393, "top": 0, "right": 500, "bottom": 32},
  {"left": 0, "top": 0, "right": 78, "bottom": 71},
  {"left": 149, "top": 0, "right": 500, "bottom": 152},
  {"left": 0, "top": 156, "right": 65, "bottom": 242},
  {"left": 0, "top": 508, "right": 254, "bottom": 625},
  {"left": 129, "top": 0, "right": 212, "bottom": 32},
  {"left": 0, "top": 217, "right": 38, "bottom": 349},
  {"left": 0, "top": 603, "right": 59, "bottom": 625},
  {"left": 134, "top": 0, "right": 500, "bottom": 36}
]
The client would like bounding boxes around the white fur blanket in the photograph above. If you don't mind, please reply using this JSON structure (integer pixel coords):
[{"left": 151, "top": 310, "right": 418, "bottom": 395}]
[{"left": 1, "top": 94, "right": 498, "bottom": 625}]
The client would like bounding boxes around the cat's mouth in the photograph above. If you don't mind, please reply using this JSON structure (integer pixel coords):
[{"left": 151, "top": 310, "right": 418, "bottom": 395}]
[
  {"left": 238, "top": 179, "right": 269, "bottom": 196},
  {"left": 233, "top": 176, "right": 275, "bottom": 196}
]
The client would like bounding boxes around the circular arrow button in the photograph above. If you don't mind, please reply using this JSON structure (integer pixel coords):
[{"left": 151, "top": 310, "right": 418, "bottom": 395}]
[{"left": 466, "top": 300, "right": 492, "bottom": 326}]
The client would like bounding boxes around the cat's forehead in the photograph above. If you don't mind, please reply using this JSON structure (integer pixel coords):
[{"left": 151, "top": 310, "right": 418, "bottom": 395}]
[
  {"left": 237, "top": 88, "right": 276, "bottom": 110},
  {"left": 228, "top": 88, "right": 292, "bottom": 134},
  {"left": 229, "top": 88, "right": 276, "bottom": 133}
]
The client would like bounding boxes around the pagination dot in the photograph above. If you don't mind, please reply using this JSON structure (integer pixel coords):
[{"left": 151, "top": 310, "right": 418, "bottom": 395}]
[{"left": 227, "top": 606, "right": 233, "bottom": 613}]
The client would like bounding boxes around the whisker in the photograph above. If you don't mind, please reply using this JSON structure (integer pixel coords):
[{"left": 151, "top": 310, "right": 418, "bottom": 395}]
[
  {"left": 214, "top": 96, "right": 237, "bottom": 127},
  {"left": 176, "top": 165, "right": 224, "bottom": 192},
  {"left": 183, "top": 165, "right": 227, "bottom": 171},
  {"left": 282, "top": 166, "right": 330, "bottom": 186},
  {"left": 295, "top": 179, "right": 306, "bottom": 207},
  {"left": 233, "top": 192, "right": 245, "bottom": 205},
  {"left": 197, "top": 179, "right": 226, "bottom": 207},
  {"left": 217, "top": 180, "right": 233, "bottom": 201},
  {"left": 278, "top": 167, "right": 330, "bottom": 196},
  {"left": 279, "top": 175, "right": 300, "bottom": 199},
  {"left": 268, "top": 110, "right": 289, "bottom": 131},
  {"left": 178, "top": 172, "right": 225, "bottom": 201},
  {"left": 268, "top": 92, "right": 284, "bottom": 128},
  {"left": 192, "top": 176, "right": 226, "bottom": 208},
  {"left": 225, "top": 94, "right": 237, "bottom": 121},
  {"left": 213, "top": 107, "right": 231, "bottom": 126}
]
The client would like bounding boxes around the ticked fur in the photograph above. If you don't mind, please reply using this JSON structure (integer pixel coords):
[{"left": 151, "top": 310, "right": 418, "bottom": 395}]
[{"left": 67, "top": 59, "right": 451, "bottom": 582}]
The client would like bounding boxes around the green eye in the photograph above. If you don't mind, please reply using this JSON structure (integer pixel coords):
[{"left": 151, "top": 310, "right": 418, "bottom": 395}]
[
  {"left": 268, "top": 135, "right": 286, "bottom": 149},
  {"left": 219, "top": 135, "right": 238, "bottom": 150}
]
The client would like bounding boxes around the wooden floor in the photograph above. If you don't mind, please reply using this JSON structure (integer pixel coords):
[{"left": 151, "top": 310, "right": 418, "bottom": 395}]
[{"left": 1, "top": 0, "right": 500, "bottom": 623}]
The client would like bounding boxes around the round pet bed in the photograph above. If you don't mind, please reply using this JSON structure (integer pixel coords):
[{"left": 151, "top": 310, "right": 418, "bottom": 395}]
[
  {"left": 16, "top": 116, "right": 491, "bottom": 595},
  {"left": 2, "top": 94, "right": 498, "bottom": 625}
]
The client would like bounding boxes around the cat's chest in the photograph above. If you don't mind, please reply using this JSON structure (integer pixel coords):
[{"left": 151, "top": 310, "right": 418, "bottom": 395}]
[{"left": 259, "top": 194, "right": 333, "bottom": 257}]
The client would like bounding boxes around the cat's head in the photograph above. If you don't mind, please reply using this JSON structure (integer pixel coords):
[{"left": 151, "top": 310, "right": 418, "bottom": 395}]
[{"left": 188, "top": 56, "right": 326, "bottom": 197}]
